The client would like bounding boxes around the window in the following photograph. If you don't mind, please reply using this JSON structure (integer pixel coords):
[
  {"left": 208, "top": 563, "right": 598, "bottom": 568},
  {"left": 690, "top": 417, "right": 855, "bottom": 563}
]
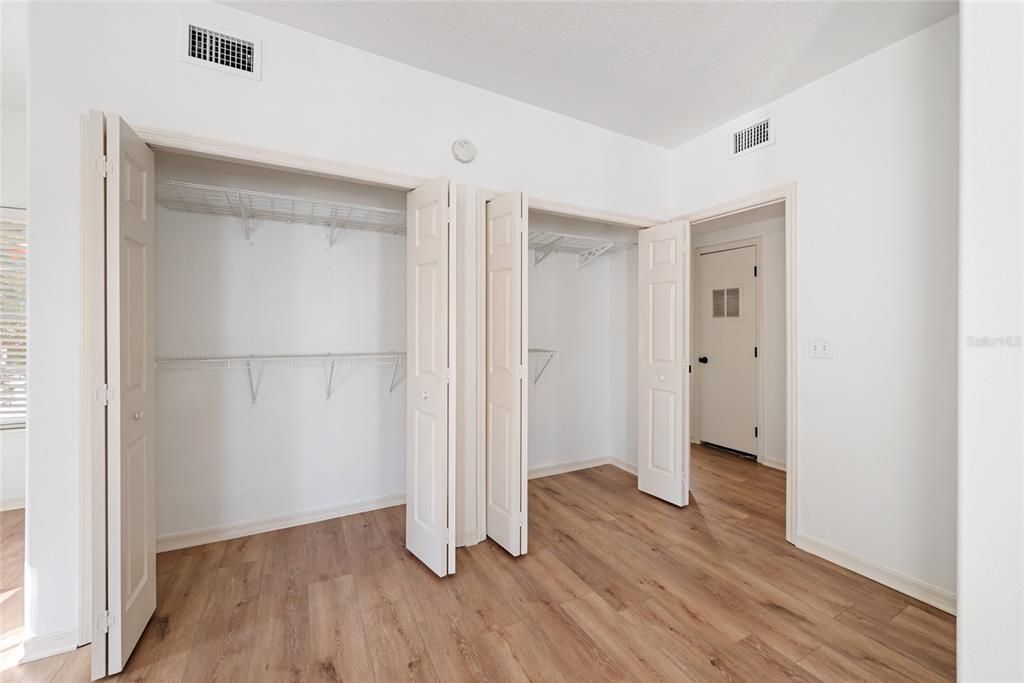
[
  {"left": 712, "top": 287, "right": 740, "bottom": 318},
  {"left": 1, "top": 215, "right": 26, "bottom": 428}
]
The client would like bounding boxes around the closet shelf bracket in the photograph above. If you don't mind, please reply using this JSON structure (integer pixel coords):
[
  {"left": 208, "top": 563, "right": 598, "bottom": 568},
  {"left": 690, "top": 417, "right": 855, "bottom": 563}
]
[
  {"left": 528, "top": 348, "right": 558, "bottom": 385},
  {"left": 245, "top": 361, "right": 261, "bottom": 404},
  {"left": 533, "top": 237, "right": 563, "bottom": 266},
  {"left": 576, "top": 242, "right": 614, "bottom": 269}
]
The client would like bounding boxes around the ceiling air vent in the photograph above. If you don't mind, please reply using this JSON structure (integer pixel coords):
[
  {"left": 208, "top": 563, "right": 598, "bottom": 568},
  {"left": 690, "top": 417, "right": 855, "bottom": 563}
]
[
  {"left": 733, "top": 118, "right": 773, "bottom": 156},
  {"left": 182, "top": 23, "right": 261, "bottom": 80}
]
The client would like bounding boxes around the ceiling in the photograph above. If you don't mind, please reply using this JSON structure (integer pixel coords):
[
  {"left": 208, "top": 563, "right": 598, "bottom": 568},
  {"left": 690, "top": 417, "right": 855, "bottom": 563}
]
[{"left": 229, "top": 1, "right": 957, "bottom": 148}]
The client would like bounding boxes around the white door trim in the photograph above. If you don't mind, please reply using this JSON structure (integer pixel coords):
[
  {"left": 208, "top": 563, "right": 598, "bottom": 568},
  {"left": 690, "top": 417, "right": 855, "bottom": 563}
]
[
  {"left": 692, "top": 237, "right": 764, "bottom": 464},
  {"left": 684, "top": 183, "right": 797, "bottom": 544}
]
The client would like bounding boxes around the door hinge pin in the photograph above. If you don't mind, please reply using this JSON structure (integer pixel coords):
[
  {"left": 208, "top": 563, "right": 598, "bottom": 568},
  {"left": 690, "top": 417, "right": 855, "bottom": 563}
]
[
  {"left": 97, "top": 610, "right": 115, "bottom": 634},
  {"left": 96, "top": 384, "right": 113, "bottom": 406},
  {"left": 95, "top": 155, "right": 112, "bottom": 178}
]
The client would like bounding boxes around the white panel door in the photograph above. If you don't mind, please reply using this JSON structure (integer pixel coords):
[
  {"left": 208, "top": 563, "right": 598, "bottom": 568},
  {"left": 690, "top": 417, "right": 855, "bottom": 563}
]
[
  {"left": 698, "top": 245, "right": 758, "bottom": 454},
  {"left": 406, "top": 177, "right": 457, "bottom": 577},
  {"left": 637, "top": 221, "right": 690, "bottom": 506},
  {"left": 485, "top": 192, "right": 528, "bottom": 556},
  {"left": 105, "top": 113, "right": 157, "bottom": 674}
]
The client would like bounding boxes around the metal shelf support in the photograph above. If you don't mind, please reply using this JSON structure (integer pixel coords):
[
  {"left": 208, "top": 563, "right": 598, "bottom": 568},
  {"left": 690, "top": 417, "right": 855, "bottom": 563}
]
[
  {"left": 576, "top": 242, "right": 614, "bottom": 269},
  {"left": 528, "top": 348, "right": 558, "bottom": 385}
]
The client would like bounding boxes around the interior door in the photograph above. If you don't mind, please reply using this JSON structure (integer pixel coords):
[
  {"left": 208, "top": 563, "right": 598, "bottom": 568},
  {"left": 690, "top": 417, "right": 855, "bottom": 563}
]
[
  {"left": 406, "top": 177, "right": 457, "bottom": 577},
  {"left": 104, "top": 113, "right": 157, "bottom": 675},
  {"left": 637, "top": 221, "right": 690, "bottom": 506},
  {"left": 698, "top": 245, "right": 758, "bottom": 454},
  {"left": 485, "top": 192, "right": 528, "bottom": 556}
]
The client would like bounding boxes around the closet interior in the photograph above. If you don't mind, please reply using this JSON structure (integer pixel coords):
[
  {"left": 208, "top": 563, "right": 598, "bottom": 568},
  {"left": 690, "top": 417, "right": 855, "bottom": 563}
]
[
  {"left": 152, "top": 152, "right": 410, "bottom": 542},
  {"left": 526, "top": 210, "right": 639, "bottom": 478}
]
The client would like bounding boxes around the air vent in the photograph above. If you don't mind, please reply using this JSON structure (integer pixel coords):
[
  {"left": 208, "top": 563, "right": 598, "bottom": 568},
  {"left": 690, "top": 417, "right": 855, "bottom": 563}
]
[
  {"left": 733, "top": 118, "right": 773, "bottom": 155},
  {"left": 182, "top": 22, "right": 261, "bottom": 80}
]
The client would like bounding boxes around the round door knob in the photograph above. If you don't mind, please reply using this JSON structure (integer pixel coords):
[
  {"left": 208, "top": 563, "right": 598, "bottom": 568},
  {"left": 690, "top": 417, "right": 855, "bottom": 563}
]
[
  {"left": 132, "top": 412, "right": 143, "bottom": 421},
  {"left": 658, "top": 375, "right": 666, "bottom": 382},
  {"left": 698, "top": 356, "right": 709, "bottom": 364},
  {"left": 421, "top": 392, "right": 429, "bottom": 401}
]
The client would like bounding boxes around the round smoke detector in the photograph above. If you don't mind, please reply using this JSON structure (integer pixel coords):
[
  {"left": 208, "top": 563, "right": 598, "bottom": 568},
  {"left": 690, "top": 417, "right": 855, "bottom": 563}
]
[{"left": 451, "top": 139, "right": 477, "bottom": 164}]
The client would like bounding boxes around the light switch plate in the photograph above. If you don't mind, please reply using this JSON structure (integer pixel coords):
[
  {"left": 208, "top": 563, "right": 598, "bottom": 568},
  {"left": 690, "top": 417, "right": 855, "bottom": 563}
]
[{"left": 809, "top": 337, "right": 834, "bottom": 359}]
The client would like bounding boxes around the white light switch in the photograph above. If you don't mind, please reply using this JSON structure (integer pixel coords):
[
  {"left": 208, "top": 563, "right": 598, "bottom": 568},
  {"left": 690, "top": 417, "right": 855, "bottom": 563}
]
[{"left": 809, "top": 337, "right": 834, "bottom": 359}]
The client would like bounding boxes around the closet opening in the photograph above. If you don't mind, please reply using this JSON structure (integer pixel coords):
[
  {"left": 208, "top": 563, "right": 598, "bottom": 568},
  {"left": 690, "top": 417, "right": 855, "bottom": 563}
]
[{"left": 85, "top": 112, "right": 457, "bottom": 679}]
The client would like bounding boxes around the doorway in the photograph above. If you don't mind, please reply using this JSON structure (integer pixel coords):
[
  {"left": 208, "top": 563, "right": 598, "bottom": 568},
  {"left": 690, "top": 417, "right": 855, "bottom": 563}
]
[{"left": 687, "top": 194, "right": 794, "bottom": 542}]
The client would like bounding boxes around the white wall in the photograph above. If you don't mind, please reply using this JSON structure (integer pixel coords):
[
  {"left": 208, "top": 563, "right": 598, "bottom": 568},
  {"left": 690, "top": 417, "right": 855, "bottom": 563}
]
[
  {"left": 671, "top": 17, "right": 958, "bottom": 607},
  {"left": 0, "top": 2, "right": 27, "bottom": 514},
  {"left": 692, "top": 205, "right": 786, "bottom": 469},
  {"left": 528, "top": 252, "right": 611, "bottom": 470},
  {"left": 154, "top": 155, "right": 407, "bottom": 541},
  {"left": 527, "top": 213, "right": 637, "bottom": 474},
  {"left": 26, "top": 1, "right": 668, "bottom": 645},
  {"left": 1, "top": 107, "right": 26, "bottom": 209},
  {"left": 958, "top": 3, "right": 1024, "bottom": 680},
  {"left": 607, "top": 248, "right": 638, "bottom": 468}
]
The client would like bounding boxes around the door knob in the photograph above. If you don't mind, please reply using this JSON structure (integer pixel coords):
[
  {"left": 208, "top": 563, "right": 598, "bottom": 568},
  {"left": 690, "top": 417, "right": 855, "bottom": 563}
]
[
  {"left": 698, "top": 356, "right": 709, "bottom": 364},
  {"left": 132, "top": 412, "right": 143, "bottom": 421},
  {"left": 658, "top": 375, "right": 666, "bottom": 382},
  {"left": 421, "top": 392, "right": 429, "bottom": 401}
]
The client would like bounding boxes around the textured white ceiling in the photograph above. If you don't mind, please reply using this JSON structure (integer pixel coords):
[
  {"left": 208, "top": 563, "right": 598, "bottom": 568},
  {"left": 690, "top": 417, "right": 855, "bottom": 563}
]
[{"left": 229, "top": 1, "right": 957, "bottom": 148}]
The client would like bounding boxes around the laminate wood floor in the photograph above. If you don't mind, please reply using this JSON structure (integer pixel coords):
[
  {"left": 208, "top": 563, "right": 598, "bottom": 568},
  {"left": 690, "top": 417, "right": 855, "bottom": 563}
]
[{"left": 2, "top": 445, "right": 955, "bottom": 682}]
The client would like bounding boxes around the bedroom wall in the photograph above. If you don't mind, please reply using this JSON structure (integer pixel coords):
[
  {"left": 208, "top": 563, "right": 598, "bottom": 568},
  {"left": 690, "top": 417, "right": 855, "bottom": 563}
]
[{"left": 671, "top": 16, "right": 958, "bottom": 609}]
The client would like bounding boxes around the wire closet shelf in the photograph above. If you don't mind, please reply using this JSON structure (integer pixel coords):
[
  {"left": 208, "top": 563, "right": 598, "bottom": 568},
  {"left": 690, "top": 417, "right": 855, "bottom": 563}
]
[
  {"left": 529, "top": 230, "right": 636, "bottom": 269},
  {"left": 156, "top": 352, "right": 406, "bottom": 404},
  {"left": 155, "top": 180, "right": 406, "bottom": 244}
]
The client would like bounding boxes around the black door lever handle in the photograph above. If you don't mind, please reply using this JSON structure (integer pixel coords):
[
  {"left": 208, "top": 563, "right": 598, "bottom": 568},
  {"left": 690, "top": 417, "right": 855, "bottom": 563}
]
[{"left": 698, "top": 356, "right": 709, "bottom": 364}]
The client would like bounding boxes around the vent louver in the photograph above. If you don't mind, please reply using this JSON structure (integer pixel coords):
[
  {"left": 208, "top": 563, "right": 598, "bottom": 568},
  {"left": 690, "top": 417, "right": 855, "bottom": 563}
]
[
  {"left": 184, "top": 24, "right": 260, "bottom": 79},
  {"left": 733, "top": 118, "right": 773, "bottom": 155}
]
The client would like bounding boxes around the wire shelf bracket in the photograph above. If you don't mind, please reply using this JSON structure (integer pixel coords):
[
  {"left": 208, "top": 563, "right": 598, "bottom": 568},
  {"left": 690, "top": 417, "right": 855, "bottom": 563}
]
[
  {"left": 528, "top": 348, "right": 558, "bottom": 385},
  {"left": 157, "top": 352, "right": 407, "bottom": 404},
  {"left": 528, "top": 230, "right": 634, "bottom": 270}
]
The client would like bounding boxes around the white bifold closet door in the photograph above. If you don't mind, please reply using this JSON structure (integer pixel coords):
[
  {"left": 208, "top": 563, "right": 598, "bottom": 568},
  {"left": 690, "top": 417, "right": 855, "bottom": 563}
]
[
  {"left": 92, "top": 112, "right": 158, "bottom": 679},
  {"left": 485, "top": 192, "right": 528, "bottom": 556},
  {"left": 406, "top": 177, "right": 457, "bottom": 577},
  {"left": 637, "top": 221, "right": 691, "bottom": 506}
]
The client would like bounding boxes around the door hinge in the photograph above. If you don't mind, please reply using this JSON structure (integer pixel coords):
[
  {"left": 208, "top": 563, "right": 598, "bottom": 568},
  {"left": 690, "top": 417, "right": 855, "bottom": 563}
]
[
  {"left": 97, "top": 610, "right": 115, "bottom": 634},
  {"left": 688, "top": 364, "right": 691, "bottom": 374},
  {"left": 754, "top": 346, "right": 758, "bottom": 358},
  {"left": 755, "top": 426, "right": 759, "bottom": 438},
  {"left": 448, "top": 206, "right": 457, "bottom": 224},
  {"left": 754, "top": 265, "right": 758, "bottom": 277},
  {"left": 95, "top": 384, "right": 114, "bottom": 406},
  {"left": 94, "top": 155, "right": 112, "bottom": 178}
]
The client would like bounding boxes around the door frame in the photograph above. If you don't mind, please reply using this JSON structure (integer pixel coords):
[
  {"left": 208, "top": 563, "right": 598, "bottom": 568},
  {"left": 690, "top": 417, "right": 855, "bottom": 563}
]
[
  {"left": 79, "top": 123, "right": 449, "bottom": 648},
  {"left": 691, "top": 237, "right": 764, "bottom": 464},
  {"left": 680, "top": 183, "right": 797, "bottom": 544},
  {"left": 470, "top": 189, "right": 663, "bottom": 546}
]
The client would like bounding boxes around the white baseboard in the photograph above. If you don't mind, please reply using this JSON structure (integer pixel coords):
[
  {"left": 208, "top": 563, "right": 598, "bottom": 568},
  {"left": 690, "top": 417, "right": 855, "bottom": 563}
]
[
  {"left": 1, "top": 497, "right": 25, "bottom": 512},
  {"left": 22, "top": 627, "right": 78, "bottom": 663},
  {"left": 528, "top": 457, "right": 614, "bottom": 480},
  {"left": 156, "top": 492, "right": 405, "bottom": 553},
  {"left": 795, "top": 533, "right": 956, "bottom": 615},
  {"left": 609, "top": 458, "right": 637, "bottom": 475},
  {"left": 760, "top": 458, "right": 786, "bottom": 472}
]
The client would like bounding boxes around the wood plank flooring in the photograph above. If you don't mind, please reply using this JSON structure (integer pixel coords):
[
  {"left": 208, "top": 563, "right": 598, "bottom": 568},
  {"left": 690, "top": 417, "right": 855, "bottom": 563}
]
[{"left": 1, "top": 445, "right": 955, "bottom": 681}]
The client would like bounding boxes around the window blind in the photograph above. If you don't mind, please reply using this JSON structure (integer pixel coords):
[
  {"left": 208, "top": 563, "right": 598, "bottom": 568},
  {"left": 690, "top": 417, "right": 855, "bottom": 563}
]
[{"left": 0, "top": 219, "right": 27, "bottom": 428}]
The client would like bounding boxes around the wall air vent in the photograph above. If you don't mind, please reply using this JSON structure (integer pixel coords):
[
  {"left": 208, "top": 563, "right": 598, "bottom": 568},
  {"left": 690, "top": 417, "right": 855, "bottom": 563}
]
[
  {"left": 733, "top": 118, "right": 773, "bottom": 156},
  {"left": 182, "top": 23, "right": 261, "bottom": 80}
]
